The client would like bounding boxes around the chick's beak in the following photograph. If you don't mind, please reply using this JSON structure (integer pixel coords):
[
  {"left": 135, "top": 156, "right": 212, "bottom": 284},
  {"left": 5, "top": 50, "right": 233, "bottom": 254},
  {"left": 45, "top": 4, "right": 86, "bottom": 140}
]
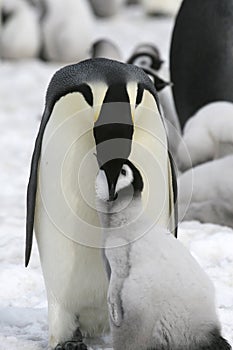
[{"left": 101, "top": 159, "right": 124, "bottom": 202}]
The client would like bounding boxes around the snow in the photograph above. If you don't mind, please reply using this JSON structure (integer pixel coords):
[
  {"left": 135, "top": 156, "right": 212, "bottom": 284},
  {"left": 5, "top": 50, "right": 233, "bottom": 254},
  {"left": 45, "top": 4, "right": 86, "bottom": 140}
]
[{"left": 0, "top": 6, "right": 232, "bottom": 350}]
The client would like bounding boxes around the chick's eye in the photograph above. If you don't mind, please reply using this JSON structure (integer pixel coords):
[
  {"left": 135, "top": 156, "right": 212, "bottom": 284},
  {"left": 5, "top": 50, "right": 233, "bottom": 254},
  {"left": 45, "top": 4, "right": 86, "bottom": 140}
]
[{"left": 121, "top": 169, "right": 126, "bottom": 176}]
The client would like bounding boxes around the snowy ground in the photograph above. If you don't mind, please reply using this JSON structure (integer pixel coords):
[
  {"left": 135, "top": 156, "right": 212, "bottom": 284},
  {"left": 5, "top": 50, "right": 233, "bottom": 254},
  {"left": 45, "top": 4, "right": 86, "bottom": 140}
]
[{"left": 0, "top": 6, "right": 232, "bottom": 350}]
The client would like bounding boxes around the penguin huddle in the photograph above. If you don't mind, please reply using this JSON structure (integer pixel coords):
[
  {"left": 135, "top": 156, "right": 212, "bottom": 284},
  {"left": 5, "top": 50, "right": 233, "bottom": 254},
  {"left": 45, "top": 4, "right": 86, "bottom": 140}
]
[
  {"left": 0, "top": 0, "right": 94, "bottom": 62},
  {"left": 0, "top": 0, "right": 183, "bottom": 60}
]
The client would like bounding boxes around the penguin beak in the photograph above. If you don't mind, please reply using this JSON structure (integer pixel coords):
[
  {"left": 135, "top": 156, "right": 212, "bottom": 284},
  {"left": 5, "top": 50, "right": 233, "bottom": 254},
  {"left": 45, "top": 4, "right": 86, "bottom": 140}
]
[
  {"left": 108, "top": 183, "right": 118, "bottom": 202},
  {"left": 101, "top": 159, "right": 124, "bottom": 202}
]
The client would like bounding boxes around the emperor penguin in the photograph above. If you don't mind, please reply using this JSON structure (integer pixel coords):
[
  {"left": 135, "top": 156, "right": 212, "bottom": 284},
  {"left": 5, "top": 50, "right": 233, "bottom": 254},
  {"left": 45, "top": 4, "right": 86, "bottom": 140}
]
[
  {"left": 179, "top": 155, "right": 233, "bottom": 228},
  {"left": 26, "top": 58, "right": 178, "bottom": 349},
  {"left": 41, "top": 0, "right": 93, "bottom": 63},
  {"left": 127, "top": 43, "right": 164, "bottom": 73},
  {"left": 170, "top": 0, "right": 233, "bottom": 129},
  {"left": 0, "top": 0, "right": 41, "bottom": 59},
  {"left": 176, "top": 102, "right": 233, "bottom": 172},
  {"left": 95, "top": 160, "right": 232, "bottom": 350},
  {"left": 127, "top": 44, "right": 181, "bottom": 160}
]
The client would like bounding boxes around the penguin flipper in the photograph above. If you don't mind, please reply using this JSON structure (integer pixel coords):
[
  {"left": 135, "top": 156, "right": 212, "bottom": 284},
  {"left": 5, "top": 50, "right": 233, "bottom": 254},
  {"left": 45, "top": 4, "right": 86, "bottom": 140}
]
[
  {"left": 168, "top": 152, "right": 178, "bottom": 238},
  {"left": 25, "top": 113, "right": 49, "bottom": 267}
]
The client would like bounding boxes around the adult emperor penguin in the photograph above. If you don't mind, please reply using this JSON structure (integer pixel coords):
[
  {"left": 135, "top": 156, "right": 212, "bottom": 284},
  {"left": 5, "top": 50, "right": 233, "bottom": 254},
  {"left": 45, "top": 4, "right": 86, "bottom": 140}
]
[
  {"left": 0, "top": 0, "right": 41, "bottom": 59},
  {"left": 95, "top": 160, "right": 231, "bottom": 350},
  {"left": 26, "top": 58, "right": 177, "bottom": 349},
  {"left": 127, "top": 43, "right": 164, "bottom": 73},
  {"left": 127, "top": 44, "right": 181, "bottom": 160},
  {"left": 170, "top": 0, "right": 233, "bottom": 129}
]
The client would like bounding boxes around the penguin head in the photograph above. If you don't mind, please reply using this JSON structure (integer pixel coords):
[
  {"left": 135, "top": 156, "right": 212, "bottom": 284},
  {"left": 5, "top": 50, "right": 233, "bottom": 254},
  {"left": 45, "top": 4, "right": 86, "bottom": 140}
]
[
  {"left": 90, "top": 39, "right": 122, "bottom": 61},
  {"left": 127, "top": 44, "right": 164, "bottom": 72},
  {"left": 95, "top": 159, "right": 143, "bottom": 202}
]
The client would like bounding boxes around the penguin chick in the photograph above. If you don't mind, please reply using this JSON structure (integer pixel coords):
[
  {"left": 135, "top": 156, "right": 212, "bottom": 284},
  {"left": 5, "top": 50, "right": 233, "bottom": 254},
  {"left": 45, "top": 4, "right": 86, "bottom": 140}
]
[
  {"left": 91, "top": 39, "right": 122, "bottom": 61},
  {"left": 1, "top": 0, "right": 41, "bottom": 59},
  {"left": 179, "top": 155, "right": 233, "bottom": 228},
  {"left": 177, "top": 102, "right": 233, "bottom": 172},
  {"left": 95, "top": 160, "right": 231, "bottom": 350}
]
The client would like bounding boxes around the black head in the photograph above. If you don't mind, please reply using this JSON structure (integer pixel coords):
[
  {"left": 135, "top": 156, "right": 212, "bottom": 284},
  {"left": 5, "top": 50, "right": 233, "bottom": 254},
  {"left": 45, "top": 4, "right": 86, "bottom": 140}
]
[{"left": 96, "top": 158, "right": 143, "bottom": 202}]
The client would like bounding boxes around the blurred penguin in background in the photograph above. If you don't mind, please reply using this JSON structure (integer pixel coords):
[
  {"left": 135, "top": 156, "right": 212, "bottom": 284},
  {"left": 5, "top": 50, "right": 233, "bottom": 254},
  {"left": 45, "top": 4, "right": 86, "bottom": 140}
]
[
  {"left": 128, "top": 43, "right": 181, "bottom": 159},
  {"left": 127, "top": 43, "right": 164, "bottom": 73},
  {"left": 89, "top": 0, "right": 126, "bottom": 17},
  {"left": 91, "top": 39, "right": 122, "bottom": 61},
  {"left": 176, "top": 102, "right": 233, "bottom": 172},
  {"left": 41, "top": 0, "right": 93, "bottom": 63},
  {"left": 179, "top": 155, "right": 233, "bottom": 229},
  {"left": 0, "top": 0, "right": 41, "bottom": 59},
  {"left": 140, "top": 0, "right": 182, "bottom": 16}
]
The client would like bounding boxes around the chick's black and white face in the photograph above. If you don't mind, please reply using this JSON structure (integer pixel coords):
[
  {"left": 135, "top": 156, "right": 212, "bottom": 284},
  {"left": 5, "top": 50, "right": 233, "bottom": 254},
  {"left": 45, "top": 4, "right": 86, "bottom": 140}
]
[{"left": 96, "top": 164, "right": 134, "bottom": 202}]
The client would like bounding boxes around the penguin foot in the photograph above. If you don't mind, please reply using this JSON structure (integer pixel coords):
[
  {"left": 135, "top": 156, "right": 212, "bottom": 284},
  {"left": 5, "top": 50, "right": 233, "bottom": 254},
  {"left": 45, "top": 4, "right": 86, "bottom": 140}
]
[{"left": 55, "top": 341, "right": 87, "bottom": 350}]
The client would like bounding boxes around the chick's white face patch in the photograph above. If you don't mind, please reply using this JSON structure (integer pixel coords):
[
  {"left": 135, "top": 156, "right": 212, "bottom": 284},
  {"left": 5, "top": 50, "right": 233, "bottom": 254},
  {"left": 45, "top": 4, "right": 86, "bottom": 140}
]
[
  {"left": 95, "top": 164, "right": 134, "bottom": 202},
  {"left": 115, "top": 164, "right": 133, "bottom": 194}
]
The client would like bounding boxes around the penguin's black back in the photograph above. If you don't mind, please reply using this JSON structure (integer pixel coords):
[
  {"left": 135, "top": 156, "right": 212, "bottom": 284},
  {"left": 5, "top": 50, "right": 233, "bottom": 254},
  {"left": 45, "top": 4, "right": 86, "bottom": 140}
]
[{"left": 170, "top": 0, "right": 233, "bottom": 129}]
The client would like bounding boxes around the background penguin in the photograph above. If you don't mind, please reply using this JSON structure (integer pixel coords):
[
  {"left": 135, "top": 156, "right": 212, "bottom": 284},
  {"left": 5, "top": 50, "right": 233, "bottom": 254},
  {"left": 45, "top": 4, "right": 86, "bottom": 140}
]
[
  {"left": 127, "top": 43, "right": 164, "bottom": 73},
  {"left": 170, "top": 0, "right": 233, "bottom": 129},
  {"left": 178, "top": 155, "right": 233, "bottom": 228},
  {"left": 41, "top": 0, "right": 93, "bottom": 63},
  {"left": 0, "top": 0, "right": 41, "bottom": 59},
  {"left": 26, "top": 58, "right": 177, "bottom": 349},
  {"left": 89, "top": 0, "right": 126, "bottom": 17},
  {"left": 127, "top": 43, "right": 181, "bottom": 160},
  {"left": 140, "top": 0, "right": 182, "bottom": 16},
  {"left": 90, "top": 39, "right": 122, "bottom": 61},
  {"left": 176, "top": 102, "right": 233, "bottom": 172},
  {"left": 95, "top": 160, "right": 231, "bottom": 350}
]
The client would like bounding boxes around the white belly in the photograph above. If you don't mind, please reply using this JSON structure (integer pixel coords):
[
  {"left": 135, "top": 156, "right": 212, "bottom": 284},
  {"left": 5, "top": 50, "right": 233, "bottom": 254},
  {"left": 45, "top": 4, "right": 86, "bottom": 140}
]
[
  {"left": 35, "top": 194, "right": 109, "bottom": 336},
  {"left": 34, "top": 92, "right": 110, "bottom": 337}
]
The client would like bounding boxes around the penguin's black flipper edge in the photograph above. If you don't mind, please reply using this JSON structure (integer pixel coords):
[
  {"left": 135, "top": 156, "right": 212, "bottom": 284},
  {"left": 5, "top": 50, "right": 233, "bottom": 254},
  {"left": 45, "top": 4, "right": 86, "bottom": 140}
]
[
  {"left": 168, "top": 152, "right": 178, "bottom": 238},
  {"left": 25, "top": 113, "right": 49, "bottom": 267}
]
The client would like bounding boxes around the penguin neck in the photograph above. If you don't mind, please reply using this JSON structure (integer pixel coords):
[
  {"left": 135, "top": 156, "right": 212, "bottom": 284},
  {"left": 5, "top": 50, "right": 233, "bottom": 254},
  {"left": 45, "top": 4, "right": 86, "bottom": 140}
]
[{"left": 97, "top": 193, "right": 143, "bottom": 229}]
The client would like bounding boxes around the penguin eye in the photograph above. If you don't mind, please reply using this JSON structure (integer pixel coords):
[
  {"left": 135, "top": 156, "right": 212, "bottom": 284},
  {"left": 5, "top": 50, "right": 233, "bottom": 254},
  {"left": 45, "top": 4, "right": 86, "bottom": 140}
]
[{"left": 121, "top": 169, "right": 127, "bottom": 176}]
